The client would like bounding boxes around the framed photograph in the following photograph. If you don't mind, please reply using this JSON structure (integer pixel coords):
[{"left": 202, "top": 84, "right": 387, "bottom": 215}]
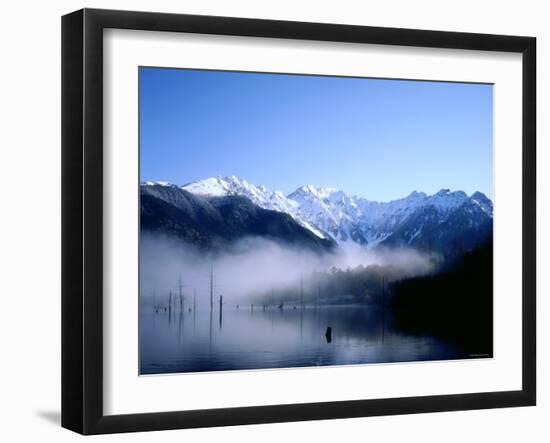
[{"left": 61, "top": 8, "right": 536, "bottom": 435}]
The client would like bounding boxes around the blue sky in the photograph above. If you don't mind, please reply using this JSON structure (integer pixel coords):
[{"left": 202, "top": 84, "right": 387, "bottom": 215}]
[{"left": 140, "top": 67, "right": 493, "bottom": 201}]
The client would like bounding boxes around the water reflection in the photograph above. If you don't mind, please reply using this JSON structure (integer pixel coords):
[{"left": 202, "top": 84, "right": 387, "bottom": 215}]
[{"left": 140, "top": 305, "right": 462, "bottom": 375}]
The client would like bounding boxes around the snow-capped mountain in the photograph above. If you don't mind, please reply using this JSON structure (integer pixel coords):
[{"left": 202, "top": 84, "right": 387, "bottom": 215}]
[
  {"left": 287, "top": 185, "right": 493, "bottom": 251},
  {"left": 181, "top": 176, "right": 327, "bottom": 239},
  {"left": 140, "top": 182, "right": 336, "bottom": 252},
  {"left": 144, "top": 176, "right": 493, "bottom": 253},
  {"left": 288, "top": 186, "right": 474, "bottom": 245}
]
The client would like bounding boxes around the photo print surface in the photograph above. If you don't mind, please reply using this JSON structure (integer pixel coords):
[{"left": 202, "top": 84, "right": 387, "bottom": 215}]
[{"left": 139, "top": 67, "right": 494, "bottom": 375}]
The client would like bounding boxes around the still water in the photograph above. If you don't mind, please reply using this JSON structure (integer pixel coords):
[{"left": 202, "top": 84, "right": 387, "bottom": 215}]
[{"left": 140, "top": 304, "right": 461, "bottom": 375}]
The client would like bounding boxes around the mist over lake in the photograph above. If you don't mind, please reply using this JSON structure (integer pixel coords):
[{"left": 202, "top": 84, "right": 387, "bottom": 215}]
[
  {"left": 140, "top": 229, "right": 493, "bottom": 374},
  {"left": 139, "top": 233, "right": 436, "bottom": 308}
]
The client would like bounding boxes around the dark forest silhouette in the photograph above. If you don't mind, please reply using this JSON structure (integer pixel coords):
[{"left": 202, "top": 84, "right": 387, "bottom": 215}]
[{"left": 390, "top": 241, "right": 493, "bottom": 356}]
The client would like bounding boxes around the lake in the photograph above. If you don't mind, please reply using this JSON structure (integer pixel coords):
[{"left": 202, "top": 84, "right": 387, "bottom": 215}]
[{"left": 140, "top": 304, "right": 462, "bottom": 375}]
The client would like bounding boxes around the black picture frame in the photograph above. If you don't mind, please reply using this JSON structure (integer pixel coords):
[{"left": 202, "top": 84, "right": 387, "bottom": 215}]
[{"left": 61, "top": 8, "right": 536, "bottom": 435}]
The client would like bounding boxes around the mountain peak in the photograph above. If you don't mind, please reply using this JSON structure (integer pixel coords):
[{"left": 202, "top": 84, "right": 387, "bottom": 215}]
[
  {"left": 223, "top": 175, "right": 247, "bottom": 185},
  {"left": 142, "top": 181, "right": 175, "bottom": 187},
  {"left": 470, "top": 191, "right": 493, "bottom": 216},
  {"left": 406, "top": 190, "right": 428, "bottom": 199},
  {"left": 471, "top": 191, "right": 490, "bottom": 201},
  {"left": 433, "top": 189, "right": 468, "bottom": 199},
  {"left": 426, "top": 189, "right": 469, "bottom": 212},
  {"left": 290, "top": 184, "right": 339, "bottom": 200},
  {"left": 181, "top": 176, "right": 231, "bottom": 197}
]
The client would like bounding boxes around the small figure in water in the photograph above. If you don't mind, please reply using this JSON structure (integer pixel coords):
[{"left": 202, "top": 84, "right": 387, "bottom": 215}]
[{"left": 325, "top": 326, "right": 332, "bottom": 343}]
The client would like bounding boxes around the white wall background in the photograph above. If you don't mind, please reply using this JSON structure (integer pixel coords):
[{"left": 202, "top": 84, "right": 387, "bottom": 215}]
[{"left": 0, "top": 0, "right": 546, "bottom": 441}]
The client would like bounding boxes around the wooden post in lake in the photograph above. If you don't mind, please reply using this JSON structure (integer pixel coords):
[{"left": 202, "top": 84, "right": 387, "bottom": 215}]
[
  {"left": 300, "top": 276, "right": 304, "bottom": 310},
  {"left": 178, "top": 274, "right": 184, "bottom": 312},
  {"left": 193, "top": 288, "right": 197, "bottom": 331},
  {"left": 178, "top": 306, "right": 183, "bottom": 343},
  {"left": 300, "top": 305, "right": 304, "bottom": 341},
  {"left": 168, "top": 289, "right": 172, "bottom": 327},
  {"left": 209, "top": 263, "right": 214, "bottom": 312},
  {"left": 209, "top": 309, "right": 213, "bottom": 351},
  {"left": 219, "top": 294, "right": 223, "bottom": 329},
  {"left": 316, "top": 283, "right": 321, "bottom": 310},
  {"left": 381, "top": 277, "right": 385, "bottom": 343},
  {"left": 325, "top": 326, "right": 332, "bottom": 343}
]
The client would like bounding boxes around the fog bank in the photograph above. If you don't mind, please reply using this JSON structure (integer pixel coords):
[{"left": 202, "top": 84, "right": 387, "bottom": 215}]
[{"left": 140, "top": 233, "right": 437, "bottom": 308}]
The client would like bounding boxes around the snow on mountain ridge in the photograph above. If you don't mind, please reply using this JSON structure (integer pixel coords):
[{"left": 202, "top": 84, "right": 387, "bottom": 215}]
[
  {"left": 143, "top": 181, "right": 174, "bottom": 187},
  {"left": 151, "top": 176, "right": 492, "bottom": 248},
  {"left": 287, "top": 183, "right": 483, "bottom": 245},
  {"left": 293, "top": 184, "right": 339, "bottom": 200},
  {"left": 180, "top": 176, "right": 231, "bottom": 197},
  {"left": 181, "top": 176, "right": 326, "bottom": 239}
]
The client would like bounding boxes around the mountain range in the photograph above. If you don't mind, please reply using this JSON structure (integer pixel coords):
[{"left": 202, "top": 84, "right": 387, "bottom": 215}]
[{"left": 141, "top": 176, "right": 493, "bottom": 254}]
